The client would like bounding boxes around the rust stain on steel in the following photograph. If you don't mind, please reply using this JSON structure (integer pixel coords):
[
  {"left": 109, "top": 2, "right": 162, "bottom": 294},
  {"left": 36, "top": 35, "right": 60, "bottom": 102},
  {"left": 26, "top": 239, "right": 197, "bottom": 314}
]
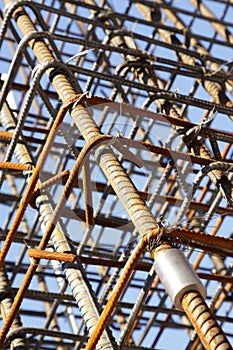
[
  {"left": 0, "top": 162, "right": 30, "bottom": 171},
  {"left": 0, "top": 132, "right": 134, "bottom": 345},
  {"left": 182, "top": 292, "right": 232, "bottom": 350},
  {"left": 166, "top": 227, "right": 233, "bottom": 256},
  {"left": 1, "top": 1, "right": 233, "bottom": 349},
  {"left": 84, "top": 227, "right": 160, "bottom": 350},
  {"left": 0, "top": 130, "right": 15, "bottom": 139},
  {"left": 0, "top": 95, "right": 83, "bottom": 270},
  {"left": 28, "top": 249, "right": 77, "bottom": 263},
  {"left": 0, "top": 96, "right": 92, "bottom": 345}
]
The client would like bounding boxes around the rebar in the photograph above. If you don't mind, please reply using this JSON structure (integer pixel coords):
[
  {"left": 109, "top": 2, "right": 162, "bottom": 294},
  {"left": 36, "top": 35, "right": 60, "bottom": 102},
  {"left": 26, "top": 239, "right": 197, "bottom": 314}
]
[{"left": 0, "top": 1, "right": 233, "bottom": 349}]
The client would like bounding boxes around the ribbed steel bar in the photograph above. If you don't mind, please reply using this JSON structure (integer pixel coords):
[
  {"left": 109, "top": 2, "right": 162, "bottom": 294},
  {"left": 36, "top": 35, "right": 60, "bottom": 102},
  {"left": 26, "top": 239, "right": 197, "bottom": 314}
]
[
  {"left": 0, "top": 97, "right": 117, "bottom": 348},
  {"left": 0, "top": 90, "right": 72, "bottom": 269},
  {"left": 0, "top": 1, "right": 233, "bottom": 349},
  {"left": 84, "top": 228, "right": 160, "bottom": 350},
  {"left": 0, "top": 266, "right": 26, "bottom": 348},
  {"left": 182, "top": 291, "right": 231, "bottom": 350}
]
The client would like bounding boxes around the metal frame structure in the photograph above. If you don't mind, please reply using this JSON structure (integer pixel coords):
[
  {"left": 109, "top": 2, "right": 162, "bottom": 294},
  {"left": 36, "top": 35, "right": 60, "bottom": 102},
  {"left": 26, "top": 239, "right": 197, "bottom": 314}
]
[{"left": 0, "top": 0, "right": 233, "bottom": 349}]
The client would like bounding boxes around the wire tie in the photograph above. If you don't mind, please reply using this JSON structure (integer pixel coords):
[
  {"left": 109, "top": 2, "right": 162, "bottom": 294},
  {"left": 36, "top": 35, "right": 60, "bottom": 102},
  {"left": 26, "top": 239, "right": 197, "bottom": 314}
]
[
  {"left": 65, "top": 48, "right": 94, "bottom": 64},
  {"left": 72, "top": 91, "right": 92, "bottom": 109}
]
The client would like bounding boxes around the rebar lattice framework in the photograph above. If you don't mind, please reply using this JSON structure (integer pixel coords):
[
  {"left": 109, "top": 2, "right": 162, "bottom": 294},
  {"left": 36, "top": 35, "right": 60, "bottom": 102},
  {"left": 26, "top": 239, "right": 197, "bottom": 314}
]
[{"left": 0, "top": 0, "right": 233, "bottom": 349}]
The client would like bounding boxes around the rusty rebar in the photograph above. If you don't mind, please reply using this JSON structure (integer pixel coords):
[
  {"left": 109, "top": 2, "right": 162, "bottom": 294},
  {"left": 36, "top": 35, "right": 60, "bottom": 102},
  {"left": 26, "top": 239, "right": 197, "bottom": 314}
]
[
  {"left": 182, "top": 291, "right": 232, "bottom": 350},
  {"left": 84, "top": 228, "right": 159, "bottom": 350},
  {"left": 0, "top": 95, "right": 75, "bottom": 269},
  {"left": 0, "top": 1, "right": 233, "bottom": 349}
]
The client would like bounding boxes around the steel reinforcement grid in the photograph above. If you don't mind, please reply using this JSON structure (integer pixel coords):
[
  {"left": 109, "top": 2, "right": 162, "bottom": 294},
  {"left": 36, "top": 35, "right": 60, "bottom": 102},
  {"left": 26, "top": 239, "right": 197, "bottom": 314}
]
[{"left": 0, "top": 0, "right": 233, "bottom": 349}]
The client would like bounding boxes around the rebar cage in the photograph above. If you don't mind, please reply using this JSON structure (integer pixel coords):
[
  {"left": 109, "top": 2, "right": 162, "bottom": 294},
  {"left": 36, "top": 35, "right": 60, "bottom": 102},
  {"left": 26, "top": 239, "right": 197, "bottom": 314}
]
[{"left": 0, "top": 0, "right": 233, "bottom": 349}]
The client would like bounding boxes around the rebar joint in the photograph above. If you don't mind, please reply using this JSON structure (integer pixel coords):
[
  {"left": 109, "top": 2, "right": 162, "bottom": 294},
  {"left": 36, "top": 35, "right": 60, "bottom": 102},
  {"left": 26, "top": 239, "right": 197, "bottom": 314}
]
[{"left": 153, "top": 246, "right": 206, "bottom": 310}]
